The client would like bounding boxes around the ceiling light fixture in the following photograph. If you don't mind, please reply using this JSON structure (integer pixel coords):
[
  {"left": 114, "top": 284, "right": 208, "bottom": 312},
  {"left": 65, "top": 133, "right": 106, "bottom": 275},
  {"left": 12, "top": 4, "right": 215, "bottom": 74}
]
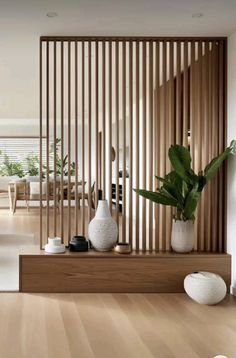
[
  {"left": 46, "top": 12, "right": 58, "bottom": 18},
  {"left": 192, "top": 13, "right": 204, "bottom": 18}
]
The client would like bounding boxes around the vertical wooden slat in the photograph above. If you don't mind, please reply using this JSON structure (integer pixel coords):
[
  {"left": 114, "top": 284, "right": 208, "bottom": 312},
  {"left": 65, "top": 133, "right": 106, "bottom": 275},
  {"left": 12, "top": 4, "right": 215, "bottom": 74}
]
[
  {"left": 122, "top": 41, "right": 126, "bottom": 243},
  {"left": 212, "top": 41, "right": 219, "bottom": 252},
  {"left": 218, "top": 40, "right": 224, "bottom": 253},
  {"left": 223, "top": 39, "right": 227, "bottom": 253},
  {"left": 81, "top": 41, "right": 85, "bottom": 235},
  {"left": 161, "top": 40, "right": 167, "bottom": 252},
  {"left": 208, "top": 41, "right": 212, "bottom": 252},
  {"left": 102, "top": 41, "right": 106, "bottom": 200},
  {"left": 198, "top": 41, "right": 205, "bottom": 252},
  {"left": 190, "top": 41, "right": 197, "bottom": 251},
  {"left": 46, "top": 41, "right": 50, "bottom": 243},
  {"left": 67, "top": 41, "right": 71, "bottom": 244},
  {"left": 183, "top": 41, "right": 189, "bottom": 148},
  {"left": 204, "top": 41, "right": 211, "bottom": 252},
  {"left": 60, "top": 41, "right": 64, "bottom": 242},
  {"left": 135, "top": 41, "right": 140, "bottom": 251},
  {"left": 95, "top": 41, "right": 99, "bottom": 210},
  {"left": 75, "top": 41, "right": 79, "bottom": 234},
  {"left": 53, "top": 41, "right": 57, "bottom": 237},
  {"left": 155, "top": 41, "right": 160, "bottom": 252},
  {"left": 88, "top": 41, "right": 92, "bottom": 221},
  {"left": 142, "top": 41, "right": 147, "bottom": 252},
  {"left": 108, "top": 41, "right": 112, "bottom": 212},
  {"left": 202, "top": 41, "right": 208, "bottom": 251},
  {"left": 194, "top": 42, "right": 201, "bottom": 252},
  {"left": 190, "top": 41, "right": 195, "bottom": 163},
  {"left": 115, "top": 42, "right": 120, "bottom": 225},
  {"left": 39, "top": 40, "right": 43, "bottom": 249},
  {"left": 129, "top": 41, "right": 133, "bottom": 247},
  {"left": 167, "top": 41, "right": 174, "bottom": 251},
  {"left": 148, "top": 41, "right": 153, "bottom": 251},
  {"left": 176, "top": 41, "right": 181, "bottom": 144}
]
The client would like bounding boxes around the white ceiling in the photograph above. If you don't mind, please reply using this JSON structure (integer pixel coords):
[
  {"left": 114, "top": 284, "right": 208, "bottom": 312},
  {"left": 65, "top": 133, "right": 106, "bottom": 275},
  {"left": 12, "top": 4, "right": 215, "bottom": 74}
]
[{"left": 0, "top": 0, "right": 236, "bottom": 122}]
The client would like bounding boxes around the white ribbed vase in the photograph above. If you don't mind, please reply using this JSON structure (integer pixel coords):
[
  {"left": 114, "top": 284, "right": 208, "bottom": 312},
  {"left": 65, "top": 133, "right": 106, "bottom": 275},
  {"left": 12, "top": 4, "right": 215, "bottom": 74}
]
[
  {"left": 171, "top": 220, "right": 195, "bottom": 253},
  {"left": 88, "top": 200, "right": 118, "bottom": 251}
]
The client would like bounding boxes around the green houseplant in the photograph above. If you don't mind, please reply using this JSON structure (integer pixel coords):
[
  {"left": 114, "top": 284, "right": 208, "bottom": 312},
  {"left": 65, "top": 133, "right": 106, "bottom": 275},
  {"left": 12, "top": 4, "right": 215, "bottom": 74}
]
[
  {"left": 49, "top": 138, "right": 76, "bottom": 177},
  {"left": 25, "top": 153, "right": 39, "bottom": 177},
  {"left": 0, "top": 154, "right": 25, "bottom": 178},
  {"left": 134, "top": 140, "right": 236, "bottom": 253}
]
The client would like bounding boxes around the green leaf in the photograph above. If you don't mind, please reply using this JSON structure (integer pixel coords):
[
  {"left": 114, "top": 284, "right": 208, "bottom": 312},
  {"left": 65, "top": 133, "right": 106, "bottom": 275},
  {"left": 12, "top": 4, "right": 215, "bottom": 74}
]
[
  {"left": 183, "top": 187, "right": 201, "bottom": 221},
  {"left": 197, "top": 175, "right": 207, "bottom": 192},
  {"left": 134, "top": 189, "right": 178, "bottom": 207},
  {"left": 204, "top": 140, "right": 236, "bottom": 182},
  {"left": 155, "top": 175, "right": 166, "bottom": 183},
  {"left": 168, "top": 145, "right": 191, "bottom": 180}
]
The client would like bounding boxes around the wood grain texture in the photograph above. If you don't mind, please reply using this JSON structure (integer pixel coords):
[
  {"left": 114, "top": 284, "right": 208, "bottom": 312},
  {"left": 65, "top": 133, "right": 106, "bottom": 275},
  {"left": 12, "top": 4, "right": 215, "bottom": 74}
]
[
  {"left": 20, "top": 252, "right": 231, "bottom": 293},
  {"left": 0, "top": 292, "right": 235, "bottom": 358}
]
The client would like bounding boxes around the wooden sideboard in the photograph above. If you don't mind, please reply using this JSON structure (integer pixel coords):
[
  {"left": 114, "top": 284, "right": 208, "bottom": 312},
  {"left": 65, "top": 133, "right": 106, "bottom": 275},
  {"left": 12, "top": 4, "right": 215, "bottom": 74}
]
[{"left": 19, "top": 250, "right": 231, "bottom": 293}]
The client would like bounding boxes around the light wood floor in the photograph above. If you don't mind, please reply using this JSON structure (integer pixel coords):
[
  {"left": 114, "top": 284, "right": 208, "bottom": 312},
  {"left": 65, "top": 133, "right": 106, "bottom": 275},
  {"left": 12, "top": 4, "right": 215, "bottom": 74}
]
[{"left": 0, "top": 293, "right": 235, "bottom": 358}]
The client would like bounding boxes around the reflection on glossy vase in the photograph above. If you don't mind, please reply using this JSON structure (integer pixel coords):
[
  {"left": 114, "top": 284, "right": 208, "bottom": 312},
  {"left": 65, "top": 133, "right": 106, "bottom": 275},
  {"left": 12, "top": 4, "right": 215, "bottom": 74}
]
[{"left": 88, "top": 200, "right": 118, "bottom": 251}]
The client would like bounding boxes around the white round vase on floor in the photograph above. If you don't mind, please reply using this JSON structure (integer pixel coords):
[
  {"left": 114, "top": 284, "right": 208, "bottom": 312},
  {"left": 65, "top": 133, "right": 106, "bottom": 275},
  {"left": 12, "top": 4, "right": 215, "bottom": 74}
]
[
  {"left": 171, "top": 220, "right": 194, "bottom": 253},
  {"left": 184, "top": 271, "right": 227, "bottom": 305},
  {"left": 88, "top": 200, "right": 118, "bottom": 251}
]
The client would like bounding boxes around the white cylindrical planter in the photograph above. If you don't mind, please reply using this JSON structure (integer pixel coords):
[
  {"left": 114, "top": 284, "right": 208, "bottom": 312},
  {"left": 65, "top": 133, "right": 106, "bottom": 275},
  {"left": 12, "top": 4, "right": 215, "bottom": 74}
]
[
  {"left": 171, "top": 220, "right": 194, "bottom": 253},
  {"left": 184, "top": 272, "right": 227, "bottom": 305},
  {"left": 88, "top": 200, "right": 118, "bottom": 251}
]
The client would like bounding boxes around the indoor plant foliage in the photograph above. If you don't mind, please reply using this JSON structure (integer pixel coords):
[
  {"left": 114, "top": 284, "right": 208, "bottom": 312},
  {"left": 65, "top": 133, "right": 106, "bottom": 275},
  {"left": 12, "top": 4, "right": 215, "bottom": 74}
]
[
  {"left": 49, "top": 138, "right": 76, "bottom": 177},
  {"left": 0, "top": 154, "right": 25, "bottom": 178},
  {"left": 25, "top": 153, "right": 39, "bottom": 177},
  {"left": 134, "top": 140, "right": 236, "bottom": 252}
]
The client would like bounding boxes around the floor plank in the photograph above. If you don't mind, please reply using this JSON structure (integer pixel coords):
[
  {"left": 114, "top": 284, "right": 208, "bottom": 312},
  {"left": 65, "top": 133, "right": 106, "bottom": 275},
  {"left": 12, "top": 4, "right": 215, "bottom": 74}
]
[{"left": 0, "top": 293, "right": 235, "bottom": 358}]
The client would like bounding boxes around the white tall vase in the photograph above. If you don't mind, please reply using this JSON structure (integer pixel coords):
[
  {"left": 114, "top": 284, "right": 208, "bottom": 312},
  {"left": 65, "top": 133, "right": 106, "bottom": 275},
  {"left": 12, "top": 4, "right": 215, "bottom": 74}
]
[
  {"left": 88, "top": 200, "right": 118, "bottom": 251},
  {"left": 171, "top": 220, "right": 195, "bottom": 253}
]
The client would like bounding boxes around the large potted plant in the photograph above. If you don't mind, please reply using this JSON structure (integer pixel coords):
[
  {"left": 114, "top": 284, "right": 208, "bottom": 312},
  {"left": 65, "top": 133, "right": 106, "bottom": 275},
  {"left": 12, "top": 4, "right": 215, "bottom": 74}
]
[{"left": 134, "top": 140, "right": 236, "bottom": 253}]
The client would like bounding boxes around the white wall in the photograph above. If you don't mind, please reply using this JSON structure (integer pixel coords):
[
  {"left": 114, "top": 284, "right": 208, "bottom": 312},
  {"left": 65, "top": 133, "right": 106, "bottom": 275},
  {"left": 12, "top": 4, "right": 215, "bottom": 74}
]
[{"left": 227, "top": 31, "right": 236, "bottom": 295}]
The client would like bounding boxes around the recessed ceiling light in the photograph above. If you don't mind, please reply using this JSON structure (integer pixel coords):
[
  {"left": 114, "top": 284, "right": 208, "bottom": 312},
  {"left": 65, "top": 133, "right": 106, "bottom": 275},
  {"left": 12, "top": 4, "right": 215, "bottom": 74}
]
[
  {"left": 46, "top": 12, "right": 58, "bottom": 18},
  {"left": 192, "top": 13, "right": 204, "bottom": 18}
]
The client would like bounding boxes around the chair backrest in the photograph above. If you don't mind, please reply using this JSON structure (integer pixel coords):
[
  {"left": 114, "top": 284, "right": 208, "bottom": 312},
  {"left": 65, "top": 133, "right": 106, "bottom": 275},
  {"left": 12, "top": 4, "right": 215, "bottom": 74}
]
[
  {"left": 14, "top": 182, "right": 29, "bottom": 197},
  {"left": 30, "top": 182, "right": 47, "bottom": 195}
]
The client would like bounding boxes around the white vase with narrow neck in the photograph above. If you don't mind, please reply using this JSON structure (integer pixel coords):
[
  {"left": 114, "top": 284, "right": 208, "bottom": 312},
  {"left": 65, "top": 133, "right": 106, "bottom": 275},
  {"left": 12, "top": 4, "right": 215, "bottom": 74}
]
[
  {"left": 88, "top": 200, "right": 118, "bottom": 251},
  {"left": 171, "top": 220, "right": 195, "bottom": 253}
]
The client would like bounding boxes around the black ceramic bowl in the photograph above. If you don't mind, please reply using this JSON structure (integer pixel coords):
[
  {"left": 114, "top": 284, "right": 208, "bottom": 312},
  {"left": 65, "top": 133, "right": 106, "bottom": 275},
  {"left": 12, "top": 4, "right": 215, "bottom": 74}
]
[{"left": 69, "top": 236, "right": 89, "bottom": 252}]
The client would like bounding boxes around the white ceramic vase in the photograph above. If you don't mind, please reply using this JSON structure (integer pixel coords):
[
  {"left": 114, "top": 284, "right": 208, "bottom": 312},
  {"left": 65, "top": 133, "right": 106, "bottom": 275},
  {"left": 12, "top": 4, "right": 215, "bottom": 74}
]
[
  {"left": 45, "top": 237, "right": 66, "bottom": 254},
  {"left": 184, "top": 272, "right": 227, "bottom": 305},
  {"left": 171, "top": 219, "right": 195, "bottom": 253},
  {"left": 88, "top": 200, "right": 118, "bottom": 251}
]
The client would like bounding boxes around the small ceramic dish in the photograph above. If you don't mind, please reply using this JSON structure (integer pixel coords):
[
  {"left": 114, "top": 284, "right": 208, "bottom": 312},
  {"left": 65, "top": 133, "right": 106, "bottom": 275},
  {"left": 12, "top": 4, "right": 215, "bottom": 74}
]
[{"left": 114, "top": 242, "right": 131, "bottom": 254}]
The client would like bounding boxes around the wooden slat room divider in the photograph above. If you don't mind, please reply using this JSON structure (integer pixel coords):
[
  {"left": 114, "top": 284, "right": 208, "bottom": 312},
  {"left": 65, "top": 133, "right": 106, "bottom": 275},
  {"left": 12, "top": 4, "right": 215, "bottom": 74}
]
[{"left": 40, "top": 37, "right": 227, "bottom": 252}]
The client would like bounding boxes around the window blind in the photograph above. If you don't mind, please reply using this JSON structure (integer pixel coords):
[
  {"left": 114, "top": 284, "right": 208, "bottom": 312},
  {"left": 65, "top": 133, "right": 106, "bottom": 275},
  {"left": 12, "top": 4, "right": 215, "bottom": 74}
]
[{"left": 0, "top": 137, "right": 49, "bottom": 172}]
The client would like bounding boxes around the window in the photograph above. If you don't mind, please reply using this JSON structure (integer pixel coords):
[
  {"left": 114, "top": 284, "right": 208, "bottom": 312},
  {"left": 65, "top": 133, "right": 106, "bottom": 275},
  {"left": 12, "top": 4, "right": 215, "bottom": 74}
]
[{"left": 0, "top": 137, "right": 49, "bottom": 176}]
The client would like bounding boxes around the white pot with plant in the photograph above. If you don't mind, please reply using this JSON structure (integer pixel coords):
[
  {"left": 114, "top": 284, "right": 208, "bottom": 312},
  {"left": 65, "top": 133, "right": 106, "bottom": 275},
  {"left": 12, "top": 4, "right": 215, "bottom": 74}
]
[{"left": 134, "top": 141, "right": 236, "bottom": 253}]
